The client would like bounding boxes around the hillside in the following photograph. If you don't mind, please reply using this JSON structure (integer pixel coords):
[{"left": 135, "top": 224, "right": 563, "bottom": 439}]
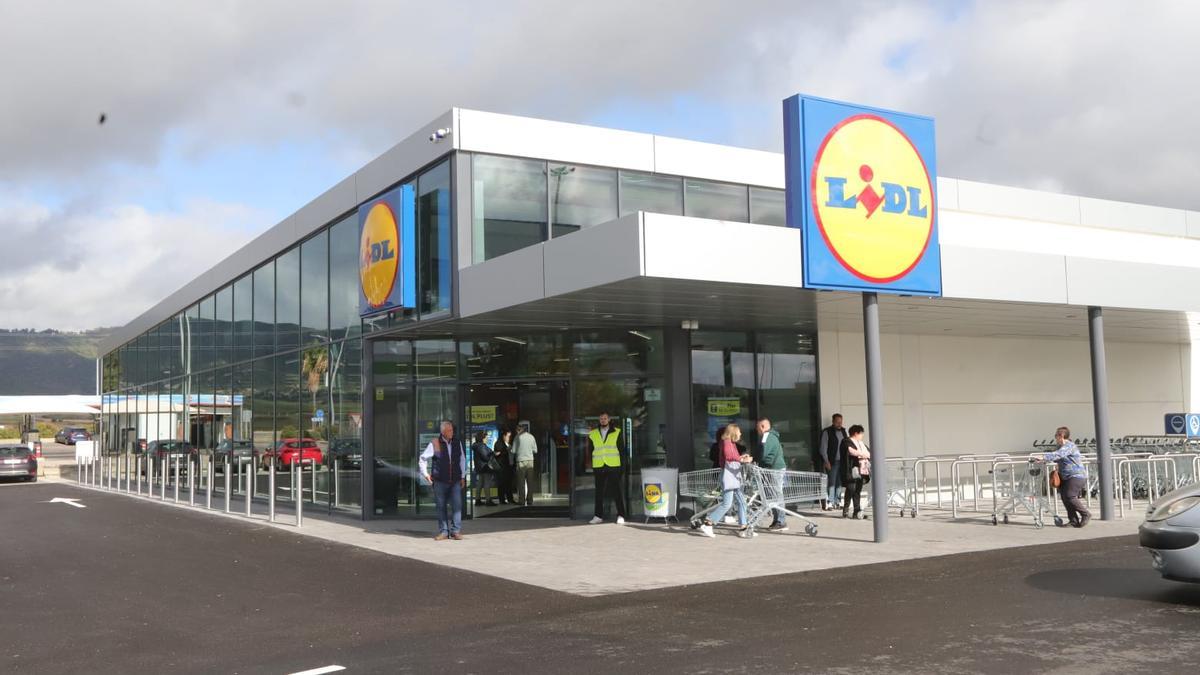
[{"left": 0, "top": 328, "right": 113, "bottom": 394}]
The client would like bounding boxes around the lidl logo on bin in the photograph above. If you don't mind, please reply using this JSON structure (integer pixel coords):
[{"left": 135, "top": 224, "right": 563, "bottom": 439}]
[
  {"left": 359, "top": 202, "right": 400, "bottom": 308},
  {"left": 644, "top": 483, "right": 663, "bottom": 504},
  {"left": 811, "top": 114, "right": 935, "bottom": 283}
]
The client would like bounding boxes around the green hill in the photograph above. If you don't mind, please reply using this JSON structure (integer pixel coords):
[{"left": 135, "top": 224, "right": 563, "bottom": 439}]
[{"left": 0, "top": 328, "right": 113, "bottom": 394}]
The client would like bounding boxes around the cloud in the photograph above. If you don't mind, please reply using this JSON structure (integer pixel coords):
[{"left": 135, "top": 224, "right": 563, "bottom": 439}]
[
  {"left": 1, "top": 0, "right": 1198, "bottom": 330},
  {"left": 0, "top": 192, "right": 261, "bottom": 331}
]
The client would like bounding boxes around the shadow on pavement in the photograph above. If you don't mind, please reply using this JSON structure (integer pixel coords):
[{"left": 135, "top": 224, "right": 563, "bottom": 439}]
[{"left": 1026, "top": 567, "right": 1200, "bottom": 606}]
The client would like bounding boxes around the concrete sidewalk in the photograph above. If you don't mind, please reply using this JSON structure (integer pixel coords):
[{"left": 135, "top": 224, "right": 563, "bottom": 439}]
[{"left": 56, "top": 475, "right": 1140, "bottom": 597}]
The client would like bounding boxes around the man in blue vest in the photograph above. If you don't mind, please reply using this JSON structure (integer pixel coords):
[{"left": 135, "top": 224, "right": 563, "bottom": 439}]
[
  {"left": 419, "top": 420, "right": 467, "bottom": 540},
  {"left": 588, "top": 412, "right": 627, "bottom": 524}
]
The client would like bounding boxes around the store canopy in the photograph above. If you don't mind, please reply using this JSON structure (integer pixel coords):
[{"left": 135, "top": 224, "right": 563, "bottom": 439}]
[{"left": 0, "top": 395, "right": 101, "bottom": 415}]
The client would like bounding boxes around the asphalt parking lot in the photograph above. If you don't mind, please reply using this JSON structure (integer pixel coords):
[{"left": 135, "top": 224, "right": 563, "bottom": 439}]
[{"left": 4, "top": 480, "right": 1199, "bottom": 674}]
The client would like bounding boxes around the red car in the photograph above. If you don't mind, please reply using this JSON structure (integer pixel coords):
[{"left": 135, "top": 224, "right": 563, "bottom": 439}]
[{"left": 264, "top": 438, "right": 323, "bottom": 470}]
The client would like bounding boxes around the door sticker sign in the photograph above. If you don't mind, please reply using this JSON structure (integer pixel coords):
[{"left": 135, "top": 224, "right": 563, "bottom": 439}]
[
  {"left": 1188, "top": 414, "right": 1200, "bottom": 439},
  {"left": 1165, "top": 413, "right": 1186, "bottom": 435}
]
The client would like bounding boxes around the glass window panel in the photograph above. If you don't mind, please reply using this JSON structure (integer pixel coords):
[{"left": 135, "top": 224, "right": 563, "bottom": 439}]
[
  {"left": 215, "top": 285, "right": 233, "bottom": 369},
  {"left": 196, "top": 295, "right": 215, "bottom": 373},
  {"left": 166, "top": 313, "right": 183, "bottom": 379},
  {"left": 253, "top": 261, "right": 275, "bottom": 359},
  {"left": 276, "top": 247, "right": 300, "bottom": 352},
  {"left": 252, "top": 357, "right": 274, "bottom": 451},
  {"left": 572, "top": 330, "right": 663, "bottom": 376},
  {"left": 619, "top": 171, "right": 682, "bottom": 217},
  {"left": 274, "top": 351, "right": 301, "bottom": 454},
  {"left": 471, "top": 154, "right": 547, "bottom": 262},
  {"left": 460, "top": 334, "right": 570, "bottom": 380},
  {"left": 233, "top": 362, "right": 251, "bottom": 445},
  {"left": 756, "top": 333, "right": 818, "bottom": 470},
  {"left": 373, "top": 339, "right": 413, "bottom": 386},
  {"left": 233, "top": 274, "right": 253, "bottom": 365},
  {"left": 418, "top": 160, "right": 452, "bottom": 315},
  {"left": 329, "top": 215, "right": 361, "bottom": 342},
  {"left": 329, "top": 339, "right": 362, "bottom": 511},
  {"left": 690, "top": 331, "right": 754, "bottom": 469},
  {"left": 300, "top": 230, "right": 329, "bottom": 347},
  {"left": 415, "top": 339, "right": 458, "bottom": 381},
  {"left": 750, "top": 186, "right": 787, "bottom": 226},
  {"left": 550, "top": 164, "right": 617, "bottom": 238},
  {"left": 216, "top": 367, "right": 232, "bottom": 449},
  {"left": 685, "top": 179, "right": 748, "bottom": 222},
  {"left": 371, "top": 340, "right": 412, "bottom": 516}
]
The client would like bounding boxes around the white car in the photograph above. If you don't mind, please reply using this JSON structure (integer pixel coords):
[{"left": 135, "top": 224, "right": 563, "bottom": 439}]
[{"left": 1140, "top": 482, "right": 1200, "bottom": 583}]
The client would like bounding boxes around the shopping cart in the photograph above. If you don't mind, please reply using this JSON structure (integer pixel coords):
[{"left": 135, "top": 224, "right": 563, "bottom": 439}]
[
  {"left": 679, "top": 468, "right": 725, "bottom": 529},
  {"left": 744, "top": 465, "right": 825, "bottom": 536},
  {"left": 991, "top": 460, "right": 1063, "bottom": 529},
  {"left": 886, "top": 458, "right": 920, "bottom": 518}
]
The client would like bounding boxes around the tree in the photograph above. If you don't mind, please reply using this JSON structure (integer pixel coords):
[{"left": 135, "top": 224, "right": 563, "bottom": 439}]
[{"left": 301, "top": 346, "right": 329, "bottom": 434}]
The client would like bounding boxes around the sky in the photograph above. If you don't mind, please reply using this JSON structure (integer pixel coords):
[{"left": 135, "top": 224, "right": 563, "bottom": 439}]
[{"left": 1, "top": 0, "right": 1198, "bottom": 331}]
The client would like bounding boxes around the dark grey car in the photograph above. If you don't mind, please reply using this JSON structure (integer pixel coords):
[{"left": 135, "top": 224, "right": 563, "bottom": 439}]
[
  {"left": 0, "top": 444, "right": 38, "bottom": 482},
  {"left": 1141, "top": 481, "right": 1200, "bottom": 583},
  {"left": 214, "top": 440, "right": 255, "bottom": 473}
]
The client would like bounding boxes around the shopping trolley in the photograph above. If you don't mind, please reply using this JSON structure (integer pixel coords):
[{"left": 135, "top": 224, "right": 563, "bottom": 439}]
[
  {"left": 679, "top": 468, "right": 725, "bottom": 529},
  {"left": 991, "top": 460, "right": 1063, "bottom": 529},
  {"left": 886, "top": 458, "right": 920, "bottom": 518},
  {"left": 743, "top": 465, "right": 825, "bottom": 536}
]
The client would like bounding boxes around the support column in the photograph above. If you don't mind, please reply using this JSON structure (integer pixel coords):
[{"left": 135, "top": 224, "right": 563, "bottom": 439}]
[
  {"left": 662, "top": 326, "right": 695, "bottom": 472},
  {"left": 1089, "top": 306, "right": 1114, "bottom": 520},
  {"left": 863, "top": 292, "right": 887, "bottom": 543},
  {"left": 361, "top": 338, "right": 375, "bottom": 521}
]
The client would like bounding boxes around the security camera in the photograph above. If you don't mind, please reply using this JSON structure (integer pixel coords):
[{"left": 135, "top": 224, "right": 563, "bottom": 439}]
[{"left": 428, "top": 127, "right": 451, "bottom": 143}]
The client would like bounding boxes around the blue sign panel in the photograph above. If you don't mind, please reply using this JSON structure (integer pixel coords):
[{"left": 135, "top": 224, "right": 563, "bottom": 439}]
[
  {"left": 358, "top": 184, "right": 416, "bottom": 316},
  {"left": 1187, "top": 413, "right": 1200, "bottom": 439},
  {"left": 1165, "top": 413, "right": 1187, "bottom": 435},
  {"left": 783, "top": 94, "right": 941, "bottom": 296}
]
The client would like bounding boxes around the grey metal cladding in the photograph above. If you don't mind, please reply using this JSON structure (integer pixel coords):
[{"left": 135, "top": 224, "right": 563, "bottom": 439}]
[{"left": 99, "top": 109, "right": 458, "bottom": 356}]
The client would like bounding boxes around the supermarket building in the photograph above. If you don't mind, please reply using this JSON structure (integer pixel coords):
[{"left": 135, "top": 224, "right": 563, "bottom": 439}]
[{"left": 96, "top": 107, "right": 1200, "bottom": 521}]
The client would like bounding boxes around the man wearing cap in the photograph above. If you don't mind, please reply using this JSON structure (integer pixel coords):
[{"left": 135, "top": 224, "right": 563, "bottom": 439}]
[{"left": 512, "top": 422, "right": 539, "bottom": 506}]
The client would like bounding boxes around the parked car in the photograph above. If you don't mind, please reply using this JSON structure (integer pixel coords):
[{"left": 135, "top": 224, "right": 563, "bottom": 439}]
[
  {"left": 213, "top": 440, "right": 256, "bottom": 473},
  {"left": 262, "top": 438, "right": 323, "bottom": 471},
  {"left": 326, "top": 438, "right": 362, "bottom": 469},
  {"left": 55, "top": 427, "right": 92, "bottom": 445},
  {"left": 143, "top": 440, "right": 199, "bottom": 474},
  {"left": 1140, "top": 482, "right": 1200, "bottom": 583},
  {"left": 0, "top": 444, "right": 38, "bottom": 482}
]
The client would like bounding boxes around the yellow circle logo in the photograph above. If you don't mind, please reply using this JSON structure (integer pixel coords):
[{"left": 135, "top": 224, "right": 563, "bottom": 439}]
[
  {"left": 811, "top": 114, "right": 935, "bottom": 283},
  {"left": 644, "top": 483, "right": 662, "bottom": 504},
  {"left": 360, "top": 202, "right": 400, "bottom": 308}
]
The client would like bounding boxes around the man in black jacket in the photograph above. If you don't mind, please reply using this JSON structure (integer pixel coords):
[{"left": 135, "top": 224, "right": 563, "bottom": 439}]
[{"left": 816, "top": 414, "right": 846, "bottom": 511}]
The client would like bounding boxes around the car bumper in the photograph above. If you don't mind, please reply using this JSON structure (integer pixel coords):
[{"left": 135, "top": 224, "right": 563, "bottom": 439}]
[
  {"left": 0, "top": 465, "right": 36, "bottom": 477},
  {"left": 1139, "top": 521, "right": 1200, "bottom": 583}
]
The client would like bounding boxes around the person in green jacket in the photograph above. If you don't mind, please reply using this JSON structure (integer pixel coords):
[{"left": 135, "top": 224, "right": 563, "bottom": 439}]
[{"left": 756, "top": 418, "right": 788, "bottom": 531}]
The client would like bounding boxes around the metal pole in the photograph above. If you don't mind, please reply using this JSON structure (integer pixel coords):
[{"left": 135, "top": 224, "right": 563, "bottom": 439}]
[
  {"left": 269, "top": 459, "right": 276, "bottom": 523},
  {"left": 160, "top": 457, "right": 167, "bottom": 500},
  {"left": 1089, "top": 306, "right": 1114, "bottom": 520},
  {"left": 136, "top": 456, "right": 142, "bottom": 495},
  {"left": 296, "top": 463, "right": 304, "bottom": 528},
  {"left": 863, "top": 292, "right": 888, "bottom": 542},
  {"left": 224, "top": 458, "right": 231, "bottom": 513},
  {"left": 189, "top": 459, "right": 195, "bottom": 505},
  {"left": 206, "top": 456, "right": 213, "bottom": 509},
  {"left": 173, "top": 457, "right": 180, "bottom": 503},
  {"left": 244, "top": 463, "right": 252, "bottom": 517}
]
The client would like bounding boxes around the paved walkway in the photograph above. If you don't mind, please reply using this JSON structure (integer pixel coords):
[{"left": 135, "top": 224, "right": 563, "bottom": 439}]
[{"left": 56, "top": 475, "right": 1140, "bottom": 596}]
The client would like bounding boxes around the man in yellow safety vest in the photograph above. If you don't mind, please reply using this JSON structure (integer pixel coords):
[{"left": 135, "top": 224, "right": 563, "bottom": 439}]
[{"left": 588, "top": 412, "right": 627, "bottom": 524}]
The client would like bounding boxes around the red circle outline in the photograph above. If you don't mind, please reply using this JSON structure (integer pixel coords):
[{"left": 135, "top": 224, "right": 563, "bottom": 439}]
[
  {"left": 360, "top": 201, "right": 400, "bottom": 308},
  {"left": 810, "top": 113, "right": 935, "bottom": 284}
]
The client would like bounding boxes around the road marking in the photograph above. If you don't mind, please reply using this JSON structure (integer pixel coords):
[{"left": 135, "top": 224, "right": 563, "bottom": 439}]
[
  {"left": 47, "top": 498, "right": 86, "bottom": 508},
  {"left": 287, "top": 666, "right": 345, "bottom": 675}
]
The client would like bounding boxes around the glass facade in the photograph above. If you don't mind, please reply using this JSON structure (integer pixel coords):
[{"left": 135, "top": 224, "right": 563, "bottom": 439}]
[{"left": 100, "top": 145, "right": 807, "bottom": 524}]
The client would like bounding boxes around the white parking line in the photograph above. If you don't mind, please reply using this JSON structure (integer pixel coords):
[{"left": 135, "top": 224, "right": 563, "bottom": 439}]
[{"left": 287, "top": 666, "right": 346, "bottom": 675}]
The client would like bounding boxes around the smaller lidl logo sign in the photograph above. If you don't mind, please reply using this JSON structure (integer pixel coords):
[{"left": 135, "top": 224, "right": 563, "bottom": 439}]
[
  {"left": 358, "top": 185, "right": 415, "bottom": 316},
  {"left": 784, "top": 95, "right": 940, "bottom": 295},
  {"left": 644, "top": 483, "right": 663, "bottom": 505}
]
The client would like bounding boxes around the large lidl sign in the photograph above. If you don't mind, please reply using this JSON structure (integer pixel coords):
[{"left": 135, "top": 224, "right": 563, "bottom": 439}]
[
  {"left": 783, "top": 95, "right": 940, "bottom": 296},
  {"left": 358, "top": 184, "right": 416, "bottom": 316}
]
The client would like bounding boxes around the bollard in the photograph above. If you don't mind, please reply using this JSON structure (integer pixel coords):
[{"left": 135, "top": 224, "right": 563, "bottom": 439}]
[
  {"left": 244, "top": 462, "right": 252, "bottom": 517},
  {"left": 296, "top": 462, "right": 304, "bottom": 528},
  {"left": 332, "top": 458, "right": 340, "bottom": 509},
  {"left": 205, "top": 456, "right": 213, "bottom": 509},
  {"left": 173, "top": 457, "right": 180, "bottom": 503},
  {"left": 189, "top": 459, "right": 195, "bottom": 505},
  {"left": 160, "top": 457, "right": 167, "bottom": 500},
  {"left": 268, "top": 459, "right": 276, "bottom": 523},
  {"left": 136, "top": 456, "right": 143, "bottom": 495},
  {"left": 224, "top": 457, "right": 231, "bottom": 513}
]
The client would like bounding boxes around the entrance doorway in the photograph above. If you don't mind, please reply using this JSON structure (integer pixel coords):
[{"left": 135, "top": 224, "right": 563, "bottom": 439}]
[{"left": 466, "top": 380, "right": 571, "bottom": 517}]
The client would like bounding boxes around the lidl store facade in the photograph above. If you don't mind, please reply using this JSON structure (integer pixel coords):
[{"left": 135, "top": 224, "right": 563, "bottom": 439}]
[{"left": 97, "top": 104, "right": 1200, "bottom": 521}]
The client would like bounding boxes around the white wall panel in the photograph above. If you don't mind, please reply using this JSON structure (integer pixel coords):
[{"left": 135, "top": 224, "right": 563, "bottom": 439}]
[
  {"left": 1065, "top": 258, "right": 1200, "bottom": 311},
  {"left": 641, "top": 213, "right": 802, "bottom": 285},
  {"left": 941, "top": 245, "right": 1068, "bottom": 304},
  {"left": 457, "top": 109, "right": 655, "bottom": 172},
  {"left": 652, "top": 136, "right": 784, "bottom": 188},
  {"left": 1079, "top": 197, "right": 1187, "bottom": 237},
  {"left": 1187, "top": 211, "right": 1200, "bottom": 239},
  {"left": 821, "top": 329, "right": 1187, "bottom": 457},
  {"left": 936, "top": 177, "right": 959, "bottom": 210},
  {"left": 955, "top": 179, "right": 1081, "bottom": 225}
]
